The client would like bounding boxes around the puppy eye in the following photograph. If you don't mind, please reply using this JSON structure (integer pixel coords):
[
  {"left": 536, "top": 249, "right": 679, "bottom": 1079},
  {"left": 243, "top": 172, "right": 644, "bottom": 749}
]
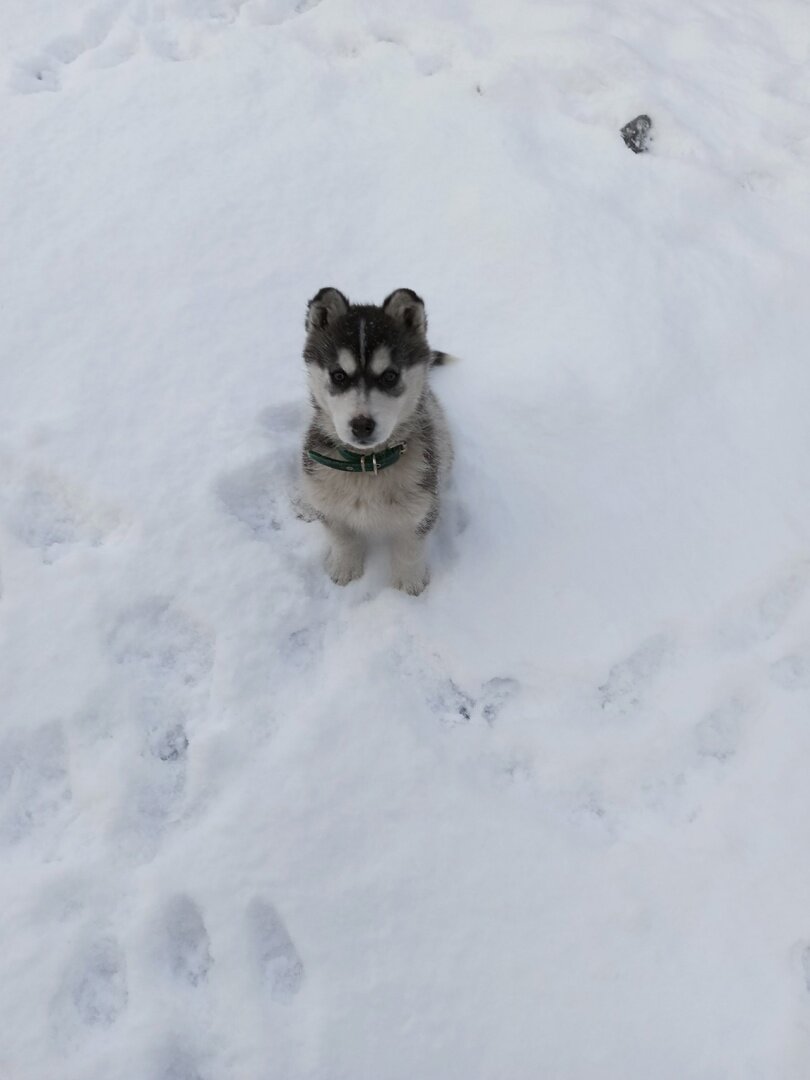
[
  {"left": 330, "top": 369, "right": 349, "bottom": 387},
  {"left": 380, "top": 369, "right": 400, "bottom": 388}
]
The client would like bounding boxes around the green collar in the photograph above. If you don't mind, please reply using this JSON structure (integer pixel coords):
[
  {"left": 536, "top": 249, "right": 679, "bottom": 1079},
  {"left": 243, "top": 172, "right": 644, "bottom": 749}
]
[{"left": 307, "top": 442, "right": 407, "bottom": 474}]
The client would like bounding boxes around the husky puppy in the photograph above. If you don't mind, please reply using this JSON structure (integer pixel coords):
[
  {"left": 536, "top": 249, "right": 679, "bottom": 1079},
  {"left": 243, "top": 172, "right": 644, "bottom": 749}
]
[{"left": 301, "top": 287, "right": 452, "bottom": 595}]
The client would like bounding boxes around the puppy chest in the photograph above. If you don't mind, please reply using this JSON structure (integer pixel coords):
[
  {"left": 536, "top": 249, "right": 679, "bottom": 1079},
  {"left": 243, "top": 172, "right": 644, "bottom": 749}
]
[{"left": 306, "top": 467, "right": 431, "bottom": 533}]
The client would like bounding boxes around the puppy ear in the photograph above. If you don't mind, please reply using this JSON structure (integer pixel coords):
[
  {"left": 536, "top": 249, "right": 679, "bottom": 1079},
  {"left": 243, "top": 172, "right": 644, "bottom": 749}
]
[
  {"left": 382, "top": 288, "right": 427, "bottom": 334},
  {"left": 306, "top": 287, "right": 349, "bottom": 332}
]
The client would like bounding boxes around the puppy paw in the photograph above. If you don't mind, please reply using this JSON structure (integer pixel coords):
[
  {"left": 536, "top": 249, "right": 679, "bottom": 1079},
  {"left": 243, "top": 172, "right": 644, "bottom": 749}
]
[
  {"left": 326, "top": 548, "right": 364, "bottom": 586},
  {"left": 393, "top": 567, "right": 430, "bottom": 596}
]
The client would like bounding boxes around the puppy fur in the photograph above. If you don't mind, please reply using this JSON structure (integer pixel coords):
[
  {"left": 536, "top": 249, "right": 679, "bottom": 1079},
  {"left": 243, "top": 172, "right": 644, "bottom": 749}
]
[{"left": 300, "top": 287, "right": 452, "bottom": 595}]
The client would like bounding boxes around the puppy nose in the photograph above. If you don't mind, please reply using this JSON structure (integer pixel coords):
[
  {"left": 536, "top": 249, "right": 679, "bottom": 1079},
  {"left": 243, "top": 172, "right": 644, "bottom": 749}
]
[{"left": 350, "top": 415, "right": 376, "bottom": 440}]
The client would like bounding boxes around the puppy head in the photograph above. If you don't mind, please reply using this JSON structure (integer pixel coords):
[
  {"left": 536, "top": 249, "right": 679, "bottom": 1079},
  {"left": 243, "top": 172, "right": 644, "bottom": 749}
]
[{"left": 303, "top": 287, "right": 432, "bottom": 450}]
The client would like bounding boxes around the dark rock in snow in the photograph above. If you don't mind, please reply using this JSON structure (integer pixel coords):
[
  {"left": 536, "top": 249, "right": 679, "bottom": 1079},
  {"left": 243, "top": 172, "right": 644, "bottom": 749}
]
[{"left": 621, "top": 114, "right": 652, "bottom": 153}]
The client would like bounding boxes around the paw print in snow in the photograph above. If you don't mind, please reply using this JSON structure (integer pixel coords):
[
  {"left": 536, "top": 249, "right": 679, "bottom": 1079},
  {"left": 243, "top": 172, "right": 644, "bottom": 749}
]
[
  {"left": 418, "top": 665, "right": 519, "bottom": 728},
  {"left": 56, "top": 936, "right": 128, "bottom": 1030},
  {"left": 427, "top": 678, "right": 474, "bottom": 725},
  {"left": 163, "top": 895, "right": 212, "bottom": 986},
  {"left": 216, "top": 458, "right": 284, "bottom": 540},
  {"left": 599, "top": 633, "right": 674, "bottom": 715},
  {"left": 247, "top": 898, "right": 304, "bottom": 1002},
  {"left": 107, "top": 598, "right": 215, "bottom": 689},
  {"left": 770, "top": 652, "right": 810, "bottom": 691},
  {"left": 479, "top": 677, "right": 520, "bottom": 725},
  {"left": 0, "top": 721, "right": 71, "bottom": 842},
  {"left": 694, "top": 700, "right": 744, "bottom": 762}
]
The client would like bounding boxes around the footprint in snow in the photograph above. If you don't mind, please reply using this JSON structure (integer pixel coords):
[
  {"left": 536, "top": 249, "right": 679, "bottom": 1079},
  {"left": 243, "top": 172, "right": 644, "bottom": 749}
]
[
  {"left": 241, "top": 0, "right": 322, "bottom": 27},
  {"left": 0, "top": 720, "right": 71, "bottom": 843},
  {"left": 157, "top": 1044, "right": 208, "bottom": 1080},
  {"left": 11, "top": 0, "right": 256, "bottom": 91},
  {"left": 11, "top": 58, "right": 62, "bottom": 93},
  {"left": 479, "top": 676, "right": 520, "bottom": 725},
  {"left": 694, "top": 700, "right": 744, "bottom": 762},
  {"left": 718, "top": 566, "right": 808, "bottom": 650},
  {"left": 31, "top": 870, "right": 90, "bottom": 925},
  {"left": 128, "top": 0, "right": 236, "bottom": 63},
  {"left": 599, "top": 632, "right": 674, "bottom": 715},
  {"left": 410, "top": 665, "right": 526, "bottom": 789},
  {"left": 280, "top": 623, "right": 325, "bottom": 672},
  {"left": 163, "top": 895, "right": 213, "bottom": 986},
  {"left": 139, "top": 18, "right": 201, "bottom": 63},
  {"left": 770, "top": 652, "right": 810, "bottom": 691},
  {"left": 427, "top": 678, "right": 475, "bottom": 726},
  {"left": 801, "top": 945, "right": 810, "bottom": 993},
  {"left": 631, "top": 699, "right": 746, "bottom": 827},
  {"left": 117, "top": 714, "right": 190, "bottom": 858},
  {"left": 107, "top": 598, "right": 213, "bottom": 855},
  {"left": 0, "top": 467, "right": 122, "bottom": 562},
  {"left": 429, "top": 675, "right": 520, "bottom": 727},
  {"left": 397, "top": 644, "right": 520, "bottom": 728},
  {"left": 216, "top": 457, "right": 285, "bottom": 539},
  {"left": 150, "top": 722, "right": 190, "bottom": 763},
  {"left": 247, "top": 898, "right": 304, "bottom": 1002},
  {"left": 566, "top": 790, "right": 617, "bottom": 844},
  {"left": 107, "top": 598, "right": 215, "bottom": 690},
  {"left": 124, "top": 756, "right": 187, "bottom": 838},
  {"left": 217, "top": 402, "right": 306, "bottom": 538},
  {"left": 57, "top": 935, "right": 128, "bottom": 1030},
  {"left": 10, "top": 3, "right": 122, "bottom": 93}
]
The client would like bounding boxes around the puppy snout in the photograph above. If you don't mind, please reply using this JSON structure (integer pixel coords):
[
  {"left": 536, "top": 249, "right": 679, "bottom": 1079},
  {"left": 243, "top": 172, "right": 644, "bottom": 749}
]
[{"left": 350, "top": 415, "right": 376, "bottom": 441}]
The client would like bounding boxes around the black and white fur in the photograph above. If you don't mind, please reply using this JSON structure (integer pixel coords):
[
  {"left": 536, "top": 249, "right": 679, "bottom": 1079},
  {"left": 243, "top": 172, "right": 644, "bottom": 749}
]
[{"left": 301, "top": 287, "right": 452, "bottom": 595}]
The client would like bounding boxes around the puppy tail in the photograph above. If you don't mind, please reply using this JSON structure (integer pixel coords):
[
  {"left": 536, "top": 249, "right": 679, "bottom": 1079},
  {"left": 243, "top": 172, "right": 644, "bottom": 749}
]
[{"left": 431, "top": 350, "right": 460, "bottom": 367}]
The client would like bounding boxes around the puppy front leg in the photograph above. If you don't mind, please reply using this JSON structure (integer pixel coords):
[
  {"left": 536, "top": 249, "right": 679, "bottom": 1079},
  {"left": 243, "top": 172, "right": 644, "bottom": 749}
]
[
  {"left": 391, "top": 530, "right": 430, "bottom": 596},
  {"left": 324, "top": 521, "right": 366, "bottom": 586}
]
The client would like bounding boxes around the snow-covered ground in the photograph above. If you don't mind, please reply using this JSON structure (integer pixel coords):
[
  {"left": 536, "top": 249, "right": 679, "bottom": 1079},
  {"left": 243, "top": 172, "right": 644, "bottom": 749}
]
[{"left": 2, "top": 1, "right": 810, "bottom": 1076}]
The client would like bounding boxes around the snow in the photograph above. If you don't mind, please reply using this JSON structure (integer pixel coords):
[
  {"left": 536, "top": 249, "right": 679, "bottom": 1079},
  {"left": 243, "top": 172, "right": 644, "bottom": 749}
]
[{"left": 2, "top": 0, "right": 810, "bottom": 1076}]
